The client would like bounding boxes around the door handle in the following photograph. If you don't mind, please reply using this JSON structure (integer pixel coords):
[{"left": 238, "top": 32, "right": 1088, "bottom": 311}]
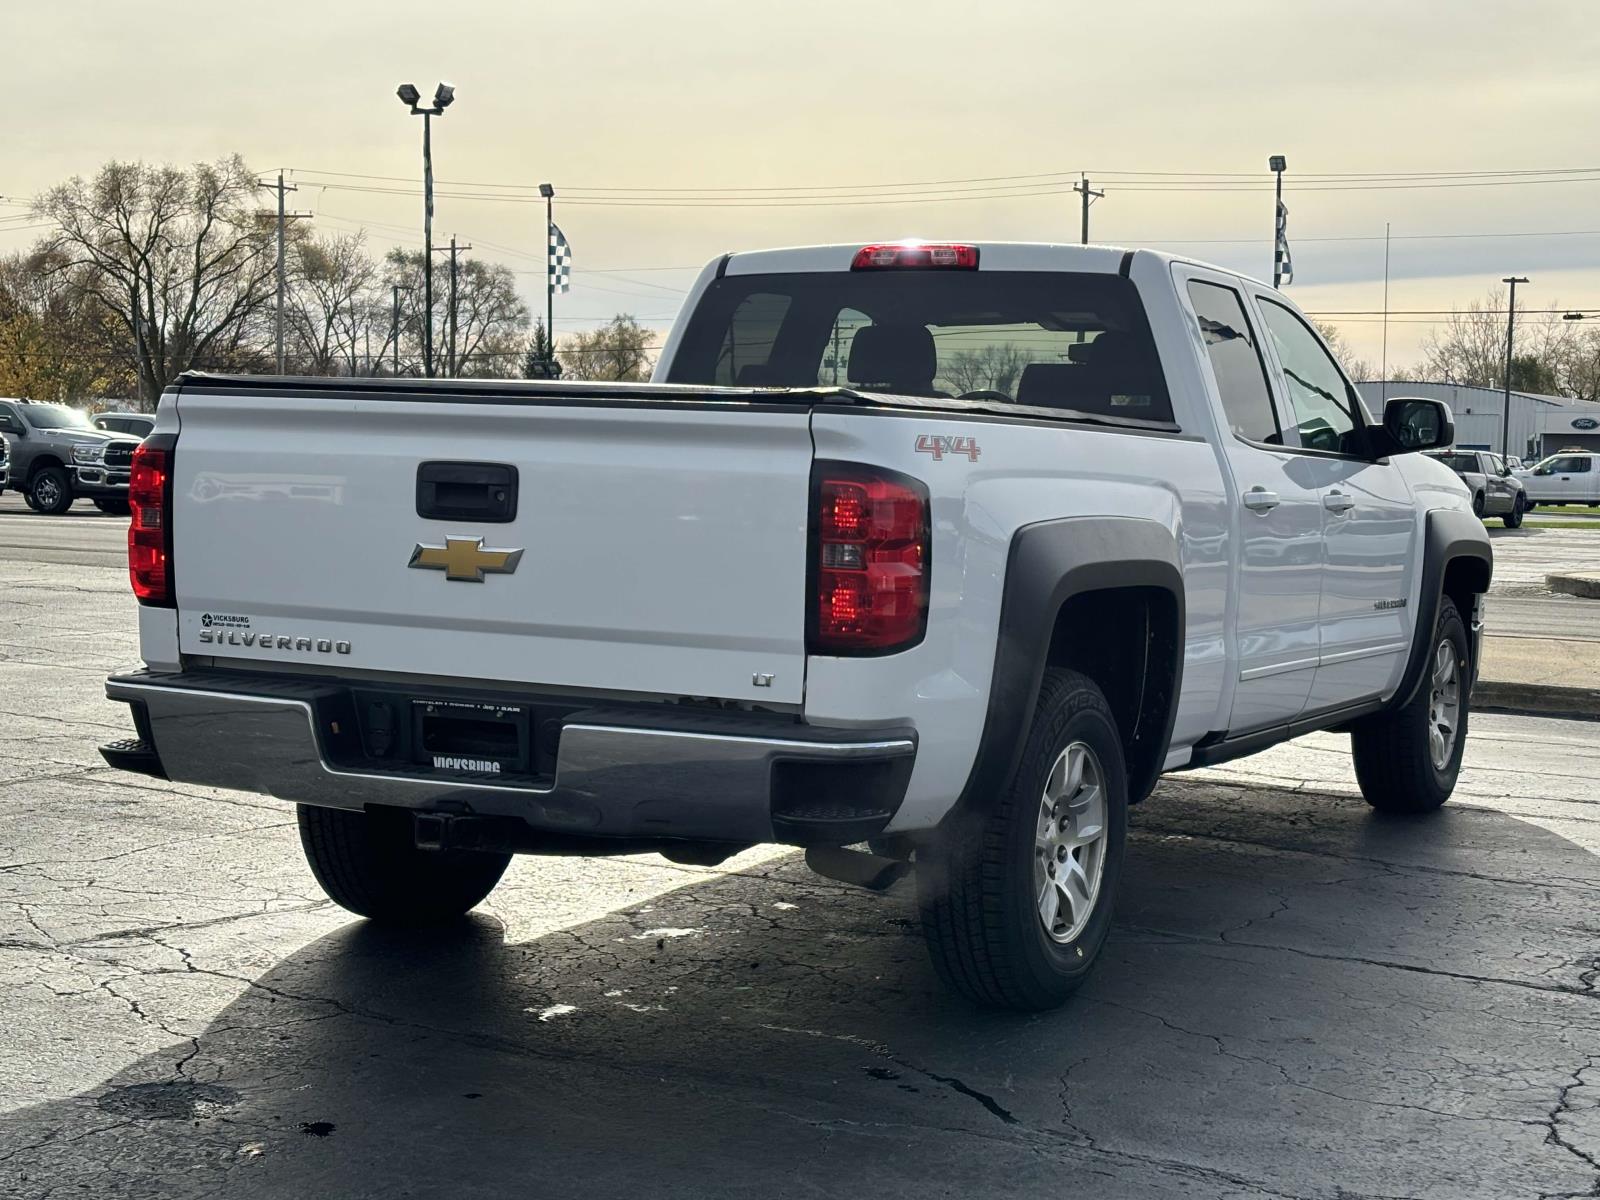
[
  {"left": 1242, "top": 487, "right": 1280, "bottom": 513},
  {"left": 1323, "top": 490, "right": 1356, "bottom": 514}
]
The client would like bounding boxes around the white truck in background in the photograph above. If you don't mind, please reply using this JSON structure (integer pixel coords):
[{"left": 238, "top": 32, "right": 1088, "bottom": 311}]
[{"left": 101, "top": 241, "right": 1490, "bottom": 1011}]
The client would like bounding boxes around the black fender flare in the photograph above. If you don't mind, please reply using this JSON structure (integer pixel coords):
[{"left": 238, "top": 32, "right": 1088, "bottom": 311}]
[
  {"left": 957, "top": 517, "right": 1185, "bottom": 813},
  {"left": 1390, "top": 507, "right": 1493, "bottom": 710}
]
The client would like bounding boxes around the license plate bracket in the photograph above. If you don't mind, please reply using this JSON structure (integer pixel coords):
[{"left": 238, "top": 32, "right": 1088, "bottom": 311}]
[{"left": 412, "top": 699, "right": 531, "bottom": 775}]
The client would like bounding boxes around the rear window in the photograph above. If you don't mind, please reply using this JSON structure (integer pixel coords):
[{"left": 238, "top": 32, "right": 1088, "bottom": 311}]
[
  {"left": 667, "top": 270, "right": 1174, "bottom": 424},
  {"left": 1430, "top": 452, "right": 1480, "bottom": 472}
]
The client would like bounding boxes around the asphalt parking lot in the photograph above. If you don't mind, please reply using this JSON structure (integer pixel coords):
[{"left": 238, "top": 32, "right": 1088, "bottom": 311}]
[{"left": 3, "top": 497, "right": 1600, "bottom": 1198}]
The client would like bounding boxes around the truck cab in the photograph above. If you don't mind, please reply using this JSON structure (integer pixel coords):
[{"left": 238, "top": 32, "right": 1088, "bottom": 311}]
[{"left": 1517, "top": 449, "right": 1600, "bottom": 506}]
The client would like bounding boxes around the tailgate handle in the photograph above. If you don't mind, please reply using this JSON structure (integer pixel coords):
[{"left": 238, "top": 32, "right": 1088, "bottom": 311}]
[{"left": 416, "top": 462, "right": 519, "bottom": 523}]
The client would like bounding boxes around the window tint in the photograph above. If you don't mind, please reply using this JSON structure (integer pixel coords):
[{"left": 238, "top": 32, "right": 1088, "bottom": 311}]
[
  {"left": 712, "top": 292, "right": 791, "bottom": 386},
  {"left": 1257, "top": 300, "right": 1364, "bottom": 454},
  {"left": 670, "top": 271, "right": 1174, "bottom": 423},
  {"left": 1186, "top": 280, "right": 1280, "bottom": 444},
  {"left": 1559, "top": 456, "right": 1593, "bottom": 474}
]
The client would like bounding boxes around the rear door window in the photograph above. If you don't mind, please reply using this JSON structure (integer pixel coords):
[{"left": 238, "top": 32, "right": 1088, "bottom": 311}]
[{"left": 1186, "top": 280, "right": 1282, "bottom": 445}]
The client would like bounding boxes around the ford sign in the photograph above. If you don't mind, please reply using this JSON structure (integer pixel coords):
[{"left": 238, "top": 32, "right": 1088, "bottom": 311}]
[{"left": 1574, "top": 417, "right": 1600, "bottom": 430}]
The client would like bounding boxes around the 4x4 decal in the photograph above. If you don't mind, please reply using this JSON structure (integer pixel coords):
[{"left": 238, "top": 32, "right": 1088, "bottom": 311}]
[{"left": 915, "top": 434, "right": 981, "bottom": 462}]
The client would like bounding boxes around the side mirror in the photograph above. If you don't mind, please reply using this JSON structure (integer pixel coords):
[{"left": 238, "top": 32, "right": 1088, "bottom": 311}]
[{"left": 1379, "top": 396, "right": 1454, "bottom": 455}]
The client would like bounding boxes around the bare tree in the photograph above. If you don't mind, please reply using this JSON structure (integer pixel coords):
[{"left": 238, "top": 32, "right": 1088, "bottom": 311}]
[
  {"left": 1414, "top": 288, "right": 1575, "bottom": 392},
  {"left": 938, "top": 344, "right": 1032, "bottom": 395},
  {"left": 37, "top": 156, "right": 277, "bottom": 408},
  {"left": 382, "top": 249, "right": 529, "bottom": 378},
  {"left": 558, "top": 315, "right": 655, "bottom": 381},
  {"left": 285, "top": 232, "right": 379, "bottom": 376},
  {"left": 1312, "top": 320, "right": 1378, "bottom": 384}
]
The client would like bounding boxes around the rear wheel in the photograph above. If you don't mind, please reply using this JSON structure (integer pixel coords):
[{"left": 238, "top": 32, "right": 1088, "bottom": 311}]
[
  {"left": 297, "top": 804, "right": 511, "bottom": 923},
  {"left": 1350, "top": 597, "right": 1470, "bottom": 814},
  {"left": 1503, "top": 495, "right": 1525, "bottom": 528},
  {"left": 28, "top": 466, "right": 72, "bottom": 515},
  {"left": 916, "top": 668, "right": 1127, "bottom": 1011}
]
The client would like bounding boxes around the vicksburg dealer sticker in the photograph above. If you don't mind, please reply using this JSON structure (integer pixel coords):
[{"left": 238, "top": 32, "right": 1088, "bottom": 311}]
[{"left": 199, "top": 613, "right": 251, "bottom": 629}]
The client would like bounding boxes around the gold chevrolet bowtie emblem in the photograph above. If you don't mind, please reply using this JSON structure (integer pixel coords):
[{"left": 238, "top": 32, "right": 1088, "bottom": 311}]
[{"left": 408, "top": 537, "right": 524, "bottom": 583}]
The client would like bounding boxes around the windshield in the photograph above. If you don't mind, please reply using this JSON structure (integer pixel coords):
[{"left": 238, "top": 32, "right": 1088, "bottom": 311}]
[
  {"left": 21, "top": 404, "right": 94, "bottom": 431},
  {"left": 666, "top": 269, "right": 1174, "bottom": 423}
]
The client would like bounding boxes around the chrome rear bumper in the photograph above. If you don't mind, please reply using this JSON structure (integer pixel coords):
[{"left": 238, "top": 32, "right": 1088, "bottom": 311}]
[{"left": 104, "top": 671, "right": 915, "bottom": 847}]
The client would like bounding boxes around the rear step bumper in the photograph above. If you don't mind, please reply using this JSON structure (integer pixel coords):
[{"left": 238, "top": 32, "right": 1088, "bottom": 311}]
[{"left": 102, "top": 671, "right": 915, "bottom": 848}]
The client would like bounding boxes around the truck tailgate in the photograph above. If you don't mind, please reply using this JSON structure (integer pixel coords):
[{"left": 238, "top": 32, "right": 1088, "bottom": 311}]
[{"left": 170, "top": 392, "right": 813, "bottom": 705}]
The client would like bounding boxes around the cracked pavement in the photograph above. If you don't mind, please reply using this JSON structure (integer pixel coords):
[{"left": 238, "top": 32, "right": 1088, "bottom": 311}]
[{"left": 2, "top": 510, "right": 1600, "bottom": 1197}]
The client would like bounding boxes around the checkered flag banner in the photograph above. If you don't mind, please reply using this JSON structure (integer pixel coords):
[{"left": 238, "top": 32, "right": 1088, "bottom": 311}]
[
  {"left": 1274, "top": 200, "right": 1294, "bottom": 286},
  {"left": 548, "top": 222, "right": 572, "bottom": 295}
]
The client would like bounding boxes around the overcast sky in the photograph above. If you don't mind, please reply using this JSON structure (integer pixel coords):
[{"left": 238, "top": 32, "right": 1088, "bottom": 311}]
[{"left": 6, "top": 0, "right": 1600, "bottom": 369}]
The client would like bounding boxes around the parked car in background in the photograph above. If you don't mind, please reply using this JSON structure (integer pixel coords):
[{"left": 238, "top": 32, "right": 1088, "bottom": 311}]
[
  {"left": 0, "top": 431, "right": 9, "bottom": 497},
  {"left": 1426, "top": 449, "right": 1526, "bottom": 526},
  {"left": 91, "top": 411, "right": 155, "bottom": 439},
  {"left": 1515, "top": 450, "right": 1600, "bottom": 508},
  {"left": 0, "top": 398, "right": 143, "bottom": 515}
]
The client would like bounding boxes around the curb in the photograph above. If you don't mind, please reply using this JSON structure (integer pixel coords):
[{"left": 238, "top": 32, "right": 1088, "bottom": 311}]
[
  {"left": 1547, "top": 572, "right": 1600, "bottom": 600},
  {"left": 1475, "top": 678, "right": 1600, "bottom": 720}
]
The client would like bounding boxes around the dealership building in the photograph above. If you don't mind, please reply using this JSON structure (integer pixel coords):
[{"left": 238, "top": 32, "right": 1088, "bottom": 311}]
[{"left": 1356, "top": 381, "right": 1600, "bottom": 462}]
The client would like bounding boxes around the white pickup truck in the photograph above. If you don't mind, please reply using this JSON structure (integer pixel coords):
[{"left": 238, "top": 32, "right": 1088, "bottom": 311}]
[{"left": 101, "top": 242, "right": 1490, "bottom": 1011}]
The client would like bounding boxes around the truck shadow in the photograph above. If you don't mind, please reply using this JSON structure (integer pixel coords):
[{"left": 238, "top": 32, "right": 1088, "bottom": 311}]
[{"left": 5, "top": 780, "right": 1599, "bottom": 1199}]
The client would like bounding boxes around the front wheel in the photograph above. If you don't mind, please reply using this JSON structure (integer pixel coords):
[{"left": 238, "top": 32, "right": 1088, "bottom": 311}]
[
  {"left": 1350, "top": 596, "right": 1470, "bottom": 814},
  {"left": 29, "top": 466, "right": 73, "bottom": 515},
  {"left": 297, "top": 804, "right": 511, "bottom": 923},
  {"left": 1471, "top": 492, "right": 1485, "bottom": 518},
  {"left": 917, "top": 668, "right": 1127, "bottom": 1011},
  {"left": 1503, "top": 495, "right": 1525, "bottom": 528},
  {"left": 94, "top": 498, "right": 131, "bottom": 516}
]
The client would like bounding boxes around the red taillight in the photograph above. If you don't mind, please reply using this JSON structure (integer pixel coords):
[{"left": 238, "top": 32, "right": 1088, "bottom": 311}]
[
  {"left": 128, "top": 439, "right": 174, "bottom": 606},
  {"left": 851, "top": 242, "right": 979, "bottom": 271},
  {"left": 810, "top": 464, "right": 930, "bottom": 654}
]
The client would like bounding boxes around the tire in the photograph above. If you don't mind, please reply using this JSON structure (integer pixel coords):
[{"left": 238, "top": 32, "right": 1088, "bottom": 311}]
[
  {"left": 94, "top": 499, "right": 131, "bottom": 516},
  {"left": 1471, "top": 492, "right": 1485, "bottom": 518},
  {"left": 1503, "top": 495, "right": 1525, "bottom": 529},
  {"left": 28, "top": 466, "right": 73, "bottom": 515},
  {"left": 916, "top": 668, "right": 1128, "bottom": 1011},
  {"left": 296, "top": 804, "right": 511, "bottom": 923},
  {"left": 1350, "top": 596, "right": 1470, "bottom": 814}
]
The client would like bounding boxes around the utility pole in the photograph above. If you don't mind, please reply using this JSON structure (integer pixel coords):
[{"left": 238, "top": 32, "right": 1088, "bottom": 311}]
[
  {"left": 268, "top": 172, "right": 311, "bottom": 375},
  {"left": 433, "top": 237, "right": 471, "bottom": 376},
  {"left": 1502, "top": 275, "right": 1530, "bottom": 457},
  {"left": 391, "top": 285, "right": 404, "bottom": 375},
  {"left": 1073, "top": 175, "right": 1104, "bottom": 245}
]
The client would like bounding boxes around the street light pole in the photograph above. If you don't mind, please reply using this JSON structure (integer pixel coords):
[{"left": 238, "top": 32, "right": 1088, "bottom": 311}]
[
  {"left": 1270, "top": 155, "right": 1287, "bottom": 288},
  {"left": 422, "top": 110, "right": 433, "bottom": 377},
  {"left": 540, "top": 183, "right": 555, "bottom": 373},
  {"left": 397, "top": 82, "right": 455, "bottom": 379},
  {"left": 1502, "top": 275, "right": 1530, "bottom": 457}
]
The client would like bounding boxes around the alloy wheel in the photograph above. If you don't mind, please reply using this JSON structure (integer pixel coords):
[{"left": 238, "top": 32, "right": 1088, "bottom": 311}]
[{"left": 1034, "top": 741, "right": 1109, "bottom": 944}]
